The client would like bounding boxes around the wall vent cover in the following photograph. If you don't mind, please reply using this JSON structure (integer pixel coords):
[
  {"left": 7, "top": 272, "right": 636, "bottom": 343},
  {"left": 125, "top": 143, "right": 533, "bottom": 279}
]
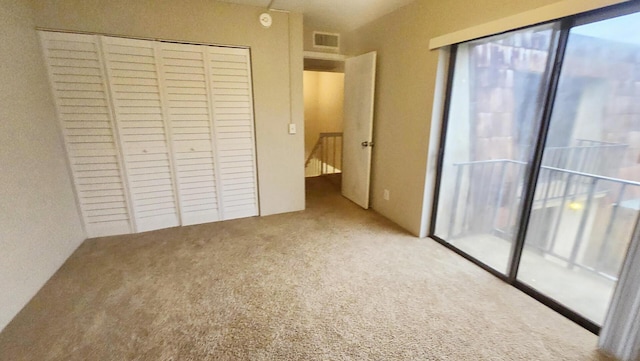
[{"left": 313, "top": 32, "right": 340, "bottom": 49}]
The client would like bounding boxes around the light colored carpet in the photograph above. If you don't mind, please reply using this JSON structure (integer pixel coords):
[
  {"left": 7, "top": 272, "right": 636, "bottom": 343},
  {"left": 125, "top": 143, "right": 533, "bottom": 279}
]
[{"left": 0, "top": 176, "right": 614, "bottom": 360}]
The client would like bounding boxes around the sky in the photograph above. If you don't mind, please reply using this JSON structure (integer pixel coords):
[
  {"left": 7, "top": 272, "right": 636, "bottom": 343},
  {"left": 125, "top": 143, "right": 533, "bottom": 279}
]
[{"left": 571, "top": 11, "right": 640, "bottom": 46}]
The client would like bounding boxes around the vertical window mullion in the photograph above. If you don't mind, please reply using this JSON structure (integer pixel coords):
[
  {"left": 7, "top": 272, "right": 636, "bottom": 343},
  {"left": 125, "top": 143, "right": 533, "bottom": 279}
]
[{"left": 506, "top": 19, "right": 574, "bottom": 281}]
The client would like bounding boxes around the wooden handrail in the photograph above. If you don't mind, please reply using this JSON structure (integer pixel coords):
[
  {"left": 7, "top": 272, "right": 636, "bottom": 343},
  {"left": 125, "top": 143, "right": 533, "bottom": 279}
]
[
  {"left": 305, "top": 137, "right": 323, "bottom": 167},
  {"left": 305, "top": 132, "right": 343, "bottom": 167}
]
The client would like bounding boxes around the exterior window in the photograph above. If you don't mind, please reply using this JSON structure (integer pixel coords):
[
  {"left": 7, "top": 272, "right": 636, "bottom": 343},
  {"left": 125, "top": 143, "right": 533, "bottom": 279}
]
[
  {"left": 518, "top": 11, "right": 640, "bottom": 325},
  {"left": 434, "top": 25, "right": 557, "bottom": 273},
  {"left": 431, "top": 6, "right": 640, "bottom": 330}
]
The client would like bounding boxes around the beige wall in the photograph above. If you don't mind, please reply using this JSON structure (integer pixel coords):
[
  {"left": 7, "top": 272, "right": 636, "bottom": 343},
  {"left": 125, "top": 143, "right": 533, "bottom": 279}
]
[
  {"left": 344, "top": 0, "right": 571, "bottom": 236},
  {"left": 0, "top": 0, "right": 85, "bottom": 331},
  {"left": 304, "top": 71, "right": 344, "bottom": 158},
  {"left": 303, "top": 19, "right": 342, "bottom": 54},
  {"left": 32, "top": 0, "right": 305, "bottom": 216}
]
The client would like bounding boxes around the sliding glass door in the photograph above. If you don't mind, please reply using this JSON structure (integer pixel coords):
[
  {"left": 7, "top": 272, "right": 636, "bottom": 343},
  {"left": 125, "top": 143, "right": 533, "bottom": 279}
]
[
  {"left": 431, "top": 3, "right": 640, "bottom": 331},
  {"left": 433, "top": 24, "right": 559, "bottom": 273},
  {"left": 517, "top": 10, "right": 640, "bottom": 326}
]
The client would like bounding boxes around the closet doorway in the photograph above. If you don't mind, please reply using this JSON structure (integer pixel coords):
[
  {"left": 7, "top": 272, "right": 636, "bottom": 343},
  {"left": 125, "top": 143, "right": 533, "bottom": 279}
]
[{"left": 40, "top": 31, "right": 259, "bottom": 237}]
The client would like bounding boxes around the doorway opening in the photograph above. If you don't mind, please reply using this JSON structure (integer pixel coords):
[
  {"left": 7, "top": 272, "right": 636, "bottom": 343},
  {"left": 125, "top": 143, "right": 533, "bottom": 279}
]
[
  {"left": 303, "top": 52, "right": 377, "bottom": 208},
  {"left": 303, "top": 58, "right": 345, "bottom": 192}
]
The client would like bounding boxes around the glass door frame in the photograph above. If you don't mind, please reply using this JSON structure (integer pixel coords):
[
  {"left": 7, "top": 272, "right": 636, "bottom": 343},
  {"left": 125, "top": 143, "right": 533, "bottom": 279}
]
[{"left": 428, "top": 2, "right": 640, "bottom": 335}]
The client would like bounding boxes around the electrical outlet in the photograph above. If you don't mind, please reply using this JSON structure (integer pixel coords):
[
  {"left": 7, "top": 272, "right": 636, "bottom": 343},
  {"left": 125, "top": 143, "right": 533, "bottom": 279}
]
[
  {"left": 288, "top": 123, "right": 296, "bottom": 134},
  {"left": 383, "top": 189, "right": 390, "bottom": 200}
]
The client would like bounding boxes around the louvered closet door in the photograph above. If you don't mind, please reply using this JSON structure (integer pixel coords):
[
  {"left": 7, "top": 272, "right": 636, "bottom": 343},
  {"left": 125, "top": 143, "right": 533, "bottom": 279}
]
[
  {"left": 158, "top": 42, "right": 222, "bottom": 225},
  {"left": 101, "top": 36, "right": 180, "bottom": 232},
  {"left": 207, "top": 47, "right": 259, "bottom": 220},
  {"left": 39, "top": 32, "right": 133, "bottom": 238}
]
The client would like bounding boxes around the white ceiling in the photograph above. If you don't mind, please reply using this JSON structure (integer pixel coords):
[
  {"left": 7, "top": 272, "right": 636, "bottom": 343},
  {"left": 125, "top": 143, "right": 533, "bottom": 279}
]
[{"left": 217, "top": 0, "right": 415, "bottom": 31}]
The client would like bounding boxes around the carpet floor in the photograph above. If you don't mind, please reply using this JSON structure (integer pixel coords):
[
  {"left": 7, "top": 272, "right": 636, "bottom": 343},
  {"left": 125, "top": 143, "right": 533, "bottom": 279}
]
[{"left": 0, "top": 176, "right": 613, "bottom": 360}]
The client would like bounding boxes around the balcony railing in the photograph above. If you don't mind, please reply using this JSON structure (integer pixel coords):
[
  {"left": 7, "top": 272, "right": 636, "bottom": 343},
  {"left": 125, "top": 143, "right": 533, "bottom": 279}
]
[
  {"left": 541, "top": 139, "right": 628, "bottom": 175},
  {"left": 446, "top": 147, "right": 640, "bottom": 281}
]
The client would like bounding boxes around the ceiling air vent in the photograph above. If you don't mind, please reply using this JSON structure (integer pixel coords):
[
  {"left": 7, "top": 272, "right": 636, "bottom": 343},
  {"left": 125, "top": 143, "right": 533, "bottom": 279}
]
[{"left": 313, "top": 31, "right": 340, "bottom": 50}]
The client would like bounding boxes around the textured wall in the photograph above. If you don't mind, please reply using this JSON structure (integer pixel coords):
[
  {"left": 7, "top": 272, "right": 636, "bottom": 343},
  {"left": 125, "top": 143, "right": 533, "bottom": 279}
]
[
  {"left": 0, "top": 0, "right": 85, "bottom": 331},
  {"left": 32, "top": 0, "right": 306, "bottom": 216},
  {"left": 303, "top": 71, "right": 344, "bottom": 159},
  {"left": 344, "top": 0, "right": 594, "bottom": 236}
]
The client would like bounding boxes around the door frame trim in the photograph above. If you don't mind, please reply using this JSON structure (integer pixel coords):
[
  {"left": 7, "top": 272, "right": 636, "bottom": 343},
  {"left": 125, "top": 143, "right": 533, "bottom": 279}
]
[{"left": 303, "top": 51, "right": 347, "bottom": 62}]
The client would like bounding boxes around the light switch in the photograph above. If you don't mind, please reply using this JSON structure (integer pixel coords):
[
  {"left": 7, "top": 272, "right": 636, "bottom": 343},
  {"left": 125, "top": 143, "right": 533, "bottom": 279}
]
[{"left": 288, "top": 123, "right": 296, "bottom": 134}]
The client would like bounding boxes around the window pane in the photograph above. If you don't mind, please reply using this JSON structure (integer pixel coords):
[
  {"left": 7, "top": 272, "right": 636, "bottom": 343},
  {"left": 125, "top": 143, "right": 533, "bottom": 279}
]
[
  {"left": 518, "top": 11, "right": 640, "bottom": 325},
  {"left": 434, "top": 26, "right": 557, "bottom": 273}
]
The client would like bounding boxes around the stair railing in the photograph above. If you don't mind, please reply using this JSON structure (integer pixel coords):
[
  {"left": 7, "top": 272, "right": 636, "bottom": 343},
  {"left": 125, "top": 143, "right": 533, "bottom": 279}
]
[{"left": 305, "top": 132, "right": 343, "bottom": 176}]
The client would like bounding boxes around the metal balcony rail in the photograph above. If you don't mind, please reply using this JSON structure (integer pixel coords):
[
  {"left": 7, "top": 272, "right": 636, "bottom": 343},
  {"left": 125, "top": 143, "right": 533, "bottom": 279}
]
[
  {"left": 541, "top": 140, "right": 628, "bottom": 176},
  {"left": 305, "top": 132, "right": 343, "bottom": 176},
  {"left": 446, "top": 156, "right": 640, "bottom": 281}
]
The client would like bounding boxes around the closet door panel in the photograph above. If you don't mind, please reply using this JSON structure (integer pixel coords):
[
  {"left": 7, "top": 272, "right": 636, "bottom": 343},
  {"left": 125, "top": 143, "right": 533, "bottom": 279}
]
[
  {"left": 39, "top": 31, "right": 133, "bottom": 237},
  {"left": 159, "top": 42, "right": 221, "bottom": 226},
  {"left": 43, "top": 31, "right": 261, "bottom": 233},
  {"left": 207, "top": 46, "right": 259, "bottom": 220},
  {"left": 101, "top": 36, "right": 180, "bottom": 232}
]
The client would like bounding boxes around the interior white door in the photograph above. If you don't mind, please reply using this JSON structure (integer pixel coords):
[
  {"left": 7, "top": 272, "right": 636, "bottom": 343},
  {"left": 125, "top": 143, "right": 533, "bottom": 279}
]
[
  {"left": 207, "top": 46, "right": 259, "bottom": 220},
  {"left": 39, "top": 31, "right": 134, "bottom": 237},
  {"left": 341, "top": 51, "right": 377, "bottom": 209},
  {"left": 101, "top": 36, "right": 181, "bottom": 232},
  {"left": 40, "top": 30, "right": 261, "bottom": 234},
  {"left": 158, "top": 42, "right": 222, "bottom": 226}
]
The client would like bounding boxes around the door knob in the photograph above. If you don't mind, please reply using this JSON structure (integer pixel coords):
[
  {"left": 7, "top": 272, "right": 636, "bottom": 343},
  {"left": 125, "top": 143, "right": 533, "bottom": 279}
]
[{"left": 361, "top": 141, "right": 374, "bottom": 147}]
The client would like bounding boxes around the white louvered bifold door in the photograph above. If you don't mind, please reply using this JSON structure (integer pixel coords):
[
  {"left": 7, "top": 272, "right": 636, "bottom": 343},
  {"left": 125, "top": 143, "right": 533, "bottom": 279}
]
[
  {"left": 101, "top": 36, "right": 180, "bottom": 232},
  {"left": 39, "top": 32, "right": 133, "bottom": 238},
  {"left": 158, "top": 42, "right": 222, "bottom": 225},
  {"left": 207, "top": 47, "right": 259, "bottom": 220}
]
